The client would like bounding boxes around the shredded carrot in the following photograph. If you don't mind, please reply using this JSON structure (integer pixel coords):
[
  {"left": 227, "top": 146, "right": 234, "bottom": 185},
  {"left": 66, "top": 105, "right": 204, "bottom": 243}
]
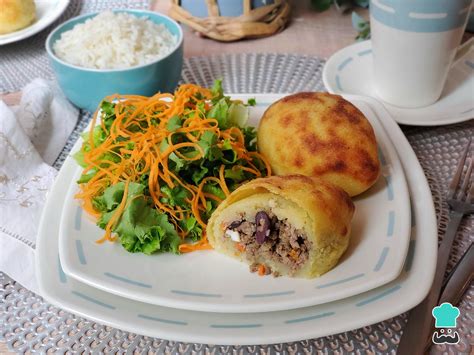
[
  {"left": 236, "top": 243, "right": 245, "bottom": 252},
  {"left": 178, "top": 235, "right": 213, "bottom": 253},
  {"left": 96, "top": 181, "right": 129, "bottom": 243},
  {"left": 219, "top": 165, "right": 230, "bottom": 197},
  {"left": 258, "top": 264, "right": 266, "bottom": 276},
  {"left": 75, "top": 83, "right": 272, "bottom": 252}
]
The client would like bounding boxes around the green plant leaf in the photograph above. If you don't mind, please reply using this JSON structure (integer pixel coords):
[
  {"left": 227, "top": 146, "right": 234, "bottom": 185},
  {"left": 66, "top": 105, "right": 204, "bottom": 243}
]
[
  {"left": 247, "top": 98, "right": 257, "bottom": 106},
  {"left": 311, "top": 0, "right": 332, "bottom": 11},
  {"left": 352, "top": 11, "right": 370, "bottom": 40}
]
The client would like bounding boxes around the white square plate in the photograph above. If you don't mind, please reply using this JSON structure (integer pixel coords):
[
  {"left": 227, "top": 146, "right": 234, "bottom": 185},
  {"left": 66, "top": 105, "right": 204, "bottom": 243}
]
[
  {"left": 57, "top": 94, "right": 411, "bottom": 313},
  {"left": 59, "top": 95, "right": 410, "bottom": 313},
  {"left": 36, "top": 95, "right": 437, "bottom": 345}
]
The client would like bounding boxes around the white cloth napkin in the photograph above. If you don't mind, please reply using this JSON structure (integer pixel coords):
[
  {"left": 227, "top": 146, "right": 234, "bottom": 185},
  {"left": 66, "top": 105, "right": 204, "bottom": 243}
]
[{"left": 0, "top": 79, "right": 78, "bottom": 293}]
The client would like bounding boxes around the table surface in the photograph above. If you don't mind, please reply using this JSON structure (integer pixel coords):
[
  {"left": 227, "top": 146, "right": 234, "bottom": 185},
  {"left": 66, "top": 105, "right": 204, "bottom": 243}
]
[{"left": 1, "top": 1, "right": 472, "bottom": 353}]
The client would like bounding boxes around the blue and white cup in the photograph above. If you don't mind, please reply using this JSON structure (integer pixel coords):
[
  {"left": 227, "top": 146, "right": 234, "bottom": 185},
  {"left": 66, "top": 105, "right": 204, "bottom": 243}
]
[{"left": 370, "top": 0, "right": 472, "bottom": 108}]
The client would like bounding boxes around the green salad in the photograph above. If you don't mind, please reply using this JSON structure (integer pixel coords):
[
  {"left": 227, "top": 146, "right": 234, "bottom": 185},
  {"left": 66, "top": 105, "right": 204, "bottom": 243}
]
[{"left": 74, "top": 81, "right": 270, "bottom": 254}]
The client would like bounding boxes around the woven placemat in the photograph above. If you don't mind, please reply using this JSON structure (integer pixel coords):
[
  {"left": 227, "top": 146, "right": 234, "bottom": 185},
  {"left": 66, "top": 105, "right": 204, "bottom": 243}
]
[
  {"left": 0, "top": 0, "right": 149, "bottom": 93},
  {"left": 1, "top": 52, "right": 473, "bottom": 354}
]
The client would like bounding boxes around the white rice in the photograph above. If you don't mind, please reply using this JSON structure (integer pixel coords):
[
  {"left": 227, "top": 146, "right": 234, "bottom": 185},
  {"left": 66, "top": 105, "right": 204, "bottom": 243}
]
[{"left": 53, "top": 11, "right": 178, "bottom": 69}]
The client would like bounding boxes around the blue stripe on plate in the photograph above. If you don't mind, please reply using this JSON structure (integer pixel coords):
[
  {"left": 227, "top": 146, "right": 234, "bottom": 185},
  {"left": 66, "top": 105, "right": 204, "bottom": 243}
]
[
  {"left": 74, "top": 206, "right": 82, "bottom": 231},
  {"left": 336, "top": 75, "right": 343, "bottom": 91},
  {"left": 71, "top": 291, "right": 116, "bottom": 309},
  {"left": 137, "top": 314, "right": 187, "bottom": 325},
  {"left": 387, "top": 211, "right": 395, "bottom": 237},
  {"left": 378, "top": 147, "right": 387, "bottom": 166},
  {"left": 75, "top": 239, "right": 87, "bottom": 265},
  {"left": 410, "top": 199, "right": 416, "bottom": 227},
  {"left": 374, "top": 247, "right": 389, "bottom": 271},
  {"left": 356, "top": 285, "right": 401, "bottom": 307},
  {"left": 104, "top": 272, "right": 152, "bottom": 288},
  {"left": 316, "top": 273, "right": 365, "bottom": 289},
  {"left": 404, "top": 240, "right": 416, "bottom": 272},
  {"left": 285, "top": 311, "right": 335, "bottom": 324},
  {"left": 338, "top": 57, "right": 353, "bottom": 71},
  {"left": 244, "top": 290, "right": 295, "bottom": 298},
  {"left": 57, "top": 256, "right": 67, "bottom": 283},
  {"left": 465, "top": 60, "right": 474, "bottom": 69},
  {"left": 210, "top": 324, "right": 262, "bottom": 329},
  {"left": 384, "top": 175, "right": 394, "bottom": 201},
  {"left": 358, "top": 49, "right": 372, "bottom": 56},
  {"left": 461, "top": 107, "right": 474, "bottom": 114},
  {"left": 171, "top": 290, "right": 222, "bottom": 298}
]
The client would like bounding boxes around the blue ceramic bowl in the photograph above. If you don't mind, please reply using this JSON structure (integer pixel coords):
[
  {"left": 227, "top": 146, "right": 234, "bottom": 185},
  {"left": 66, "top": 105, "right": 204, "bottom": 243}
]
[{"left": 46, "top": 10, "right": 183, "bottom": 112}]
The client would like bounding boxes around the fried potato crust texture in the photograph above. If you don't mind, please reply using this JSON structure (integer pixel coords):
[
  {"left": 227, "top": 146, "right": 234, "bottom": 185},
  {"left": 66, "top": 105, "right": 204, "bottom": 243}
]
[
  {"left": 257, "top": 92, "right": 380, "bottom": 196},
  {"left": 0, "top": 0, "right": 36, "bottom": 35}
]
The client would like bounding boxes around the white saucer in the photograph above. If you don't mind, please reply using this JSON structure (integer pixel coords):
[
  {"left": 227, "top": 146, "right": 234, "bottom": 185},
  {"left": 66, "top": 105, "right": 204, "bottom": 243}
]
[{"left": 323, "top": 40, "right": 474, "bottom": 126}]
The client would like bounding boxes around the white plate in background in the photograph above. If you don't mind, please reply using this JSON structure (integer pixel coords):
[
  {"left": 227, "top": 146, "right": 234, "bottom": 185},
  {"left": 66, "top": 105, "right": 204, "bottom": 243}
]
[
  {"left": 58, "top": 94, "right": 411, "bottom": 313},
  {"left": 0, "top": 0, "right": 70, "bottom": 46}
]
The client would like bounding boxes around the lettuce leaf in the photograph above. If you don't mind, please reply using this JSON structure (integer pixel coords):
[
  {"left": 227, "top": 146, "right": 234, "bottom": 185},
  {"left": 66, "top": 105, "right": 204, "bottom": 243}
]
[
  {"left": 202, "top": 183, "right": 226, "bottom": 200},
  {"left": 116, "top": 197, "right": 180, "bottom": 255},
  {"left": 211, "top": 79, "right": 224, "bottom": 100},
  {"left": 160, "top": 185, "right": 190, "bottom": 207},
  {"left": 96, "top": 182, "right": 180, "bottom": 254},
  {"left": 180, "top": 216, "right": 202, "bottom": 242},
  {"left": 208, "top": 98, "right": 229, "bottom": 129},
  {"left": 228, "top": 103, "right": 249, "bottom": 127},
  {"left": 166, "top": 115, "right": 182, "bottom": 132}
]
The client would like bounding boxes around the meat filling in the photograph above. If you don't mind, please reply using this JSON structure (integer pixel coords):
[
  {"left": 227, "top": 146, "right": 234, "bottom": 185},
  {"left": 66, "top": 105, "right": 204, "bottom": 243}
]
[{"left": 224, "top": 211, "right": 311, "bottom": 274}]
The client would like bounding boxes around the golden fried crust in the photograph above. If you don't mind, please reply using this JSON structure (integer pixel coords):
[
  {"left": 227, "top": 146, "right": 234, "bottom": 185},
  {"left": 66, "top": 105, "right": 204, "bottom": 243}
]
[
  {"left": 219, "top": 175, "right": 355, "bottom": 234},
  {"left": 0, "top": 0, "right": 36, "bottom": 35},
  {"left": 207, "top": 175, "right": 355, "bottom": 278},
  {"left": 223, "top": 175, "right": 354, "bottom": 241},
  {"left": 257, "top": 92, "right": 380, "bottom": 196}
]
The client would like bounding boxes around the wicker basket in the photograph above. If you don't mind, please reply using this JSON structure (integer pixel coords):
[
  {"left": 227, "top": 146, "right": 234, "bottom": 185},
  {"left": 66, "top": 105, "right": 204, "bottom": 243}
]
[{"left": 169, "top": 0, "right": 291, "bottom": 42}]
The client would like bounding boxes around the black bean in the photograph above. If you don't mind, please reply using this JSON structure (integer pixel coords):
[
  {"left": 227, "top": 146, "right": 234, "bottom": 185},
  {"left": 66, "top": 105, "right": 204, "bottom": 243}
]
[{"left": 255, "top": 211, "right": 270, "bottom": 244}]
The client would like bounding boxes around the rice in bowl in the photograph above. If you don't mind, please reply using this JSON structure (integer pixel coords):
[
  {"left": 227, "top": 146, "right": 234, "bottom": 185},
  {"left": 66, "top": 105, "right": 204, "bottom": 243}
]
[{"left": 53, "top": 11, "right": 178, "bottom": 70}]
